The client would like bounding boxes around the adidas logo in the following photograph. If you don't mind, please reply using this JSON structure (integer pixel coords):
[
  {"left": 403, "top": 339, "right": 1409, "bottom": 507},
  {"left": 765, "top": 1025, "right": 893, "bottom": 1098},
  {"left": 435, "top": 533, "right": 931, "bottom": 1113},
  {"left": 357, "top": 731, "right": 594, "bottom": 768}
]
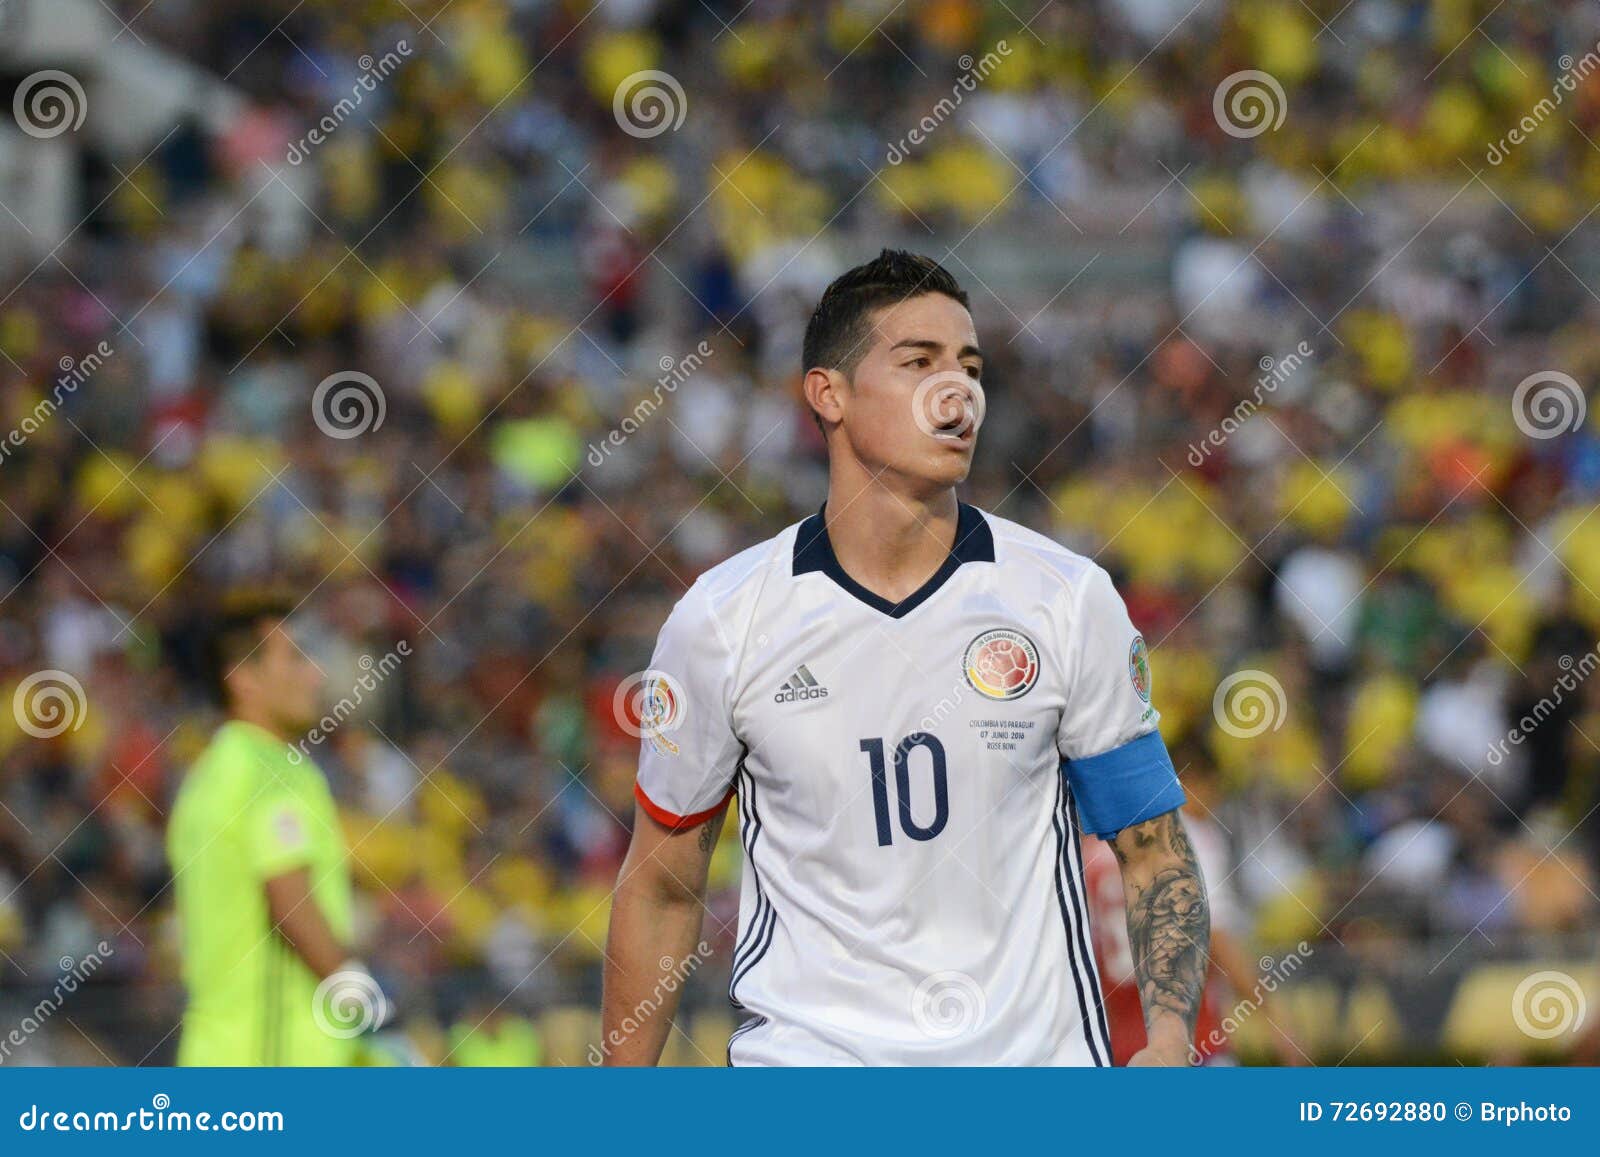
[{"left": 774, "top": 664, "right": 830, "bottom": 703}]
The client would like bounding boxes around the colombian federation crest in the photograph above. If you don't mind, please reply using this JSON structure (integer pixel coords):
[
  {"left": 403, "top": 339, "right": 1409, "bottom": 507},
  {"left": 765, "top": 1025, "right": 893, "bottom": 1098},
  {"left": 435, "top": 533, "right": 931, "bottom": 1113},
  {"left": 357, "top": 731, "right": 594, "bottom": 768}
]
[
  {"left": 1128, "top": 635, "right": 1151, "bottom": 702},
  {"left": 962, "top": 628, "right": 1040, "bottom": 701}
]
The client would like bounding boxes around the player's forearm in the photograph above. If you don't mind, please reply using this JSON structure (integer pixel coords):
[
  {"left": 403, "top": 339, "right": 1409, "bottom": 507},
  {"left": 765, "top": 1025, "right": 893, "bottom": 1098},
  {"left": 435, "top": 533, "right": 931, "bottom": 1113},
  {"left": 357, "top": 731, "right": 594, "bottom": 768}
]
[
  {"left": 1110, "top": 810, "right": 1211, "bottom": 1052},
  {"left": 264, "top": 868, "right": 348, "bottom": 978},
  {"left": 600, "top": 807, "right": 724, "bottom": 1066},
  {"left": 600, "top": 876, "right": 708, "bottom": 1065}
]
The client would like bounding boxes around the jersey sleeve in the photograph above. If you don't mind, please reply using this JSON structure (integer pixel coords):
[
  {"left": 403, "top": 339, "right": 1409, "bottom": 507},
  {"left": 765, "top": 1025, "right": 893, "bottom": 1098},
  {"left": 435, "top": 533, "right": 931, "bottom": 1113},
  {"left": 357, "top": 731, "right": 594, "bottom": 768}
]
[
  {"left": 243, "top": 785, "right": 320, "bottom": 879},
  {"left": 1057, "top": 565, "right": 1185, "bottom": 838},
  {"left": 633, "top": 580, "right": 741, "bottom": 829}
]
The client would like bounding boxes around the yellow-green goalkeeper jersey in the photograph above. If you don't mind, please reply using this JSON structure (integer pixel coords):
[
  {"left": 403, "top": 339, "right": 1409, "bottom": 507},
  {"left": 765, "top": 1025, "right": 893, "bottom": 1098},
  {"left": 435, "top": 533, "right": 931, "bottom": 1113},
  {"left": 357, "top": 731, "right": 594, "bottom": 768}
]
[{"left": 167, "top": 720, "right": 355, "bottom": 1066}]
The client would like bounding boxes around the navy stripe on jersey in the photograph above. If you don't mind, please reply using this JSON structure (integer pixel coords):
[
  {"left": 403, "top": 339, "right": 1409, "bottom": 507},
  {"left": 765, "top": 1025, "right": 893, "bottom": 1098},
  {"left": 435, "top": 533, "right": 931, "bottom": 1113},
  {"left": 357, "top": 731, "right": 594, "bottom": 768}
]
[
  {"left": 1051, "top": 774, "right": 1106, "bottom": 1066},
  {"left": 729, "top": 766, "right": 777, "bottom": 1004},
  {"left": 728, "top": 765, "right": 766, "bottom": 986},
  {"left": 726, "top": 1013, "right": 768, "bottom": 1067},
  {"left": 1063, "top": 791, "right": 1113, "bottom": 1059},
  {"left": 727, "top": 765, "right": 767, "bottom": 1003}
]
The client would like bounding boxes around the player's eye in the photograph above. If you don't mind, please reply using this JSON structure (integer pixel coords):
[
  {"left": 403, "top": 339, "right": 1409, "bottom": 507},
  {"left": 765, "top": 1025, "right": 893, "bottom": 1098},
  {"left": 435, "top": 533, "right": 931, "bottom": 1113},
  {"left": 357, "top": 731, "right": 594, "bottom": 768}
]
[
  {"left": 963, "top": 364, "right": 982, "bottom": 379},
  {"left": 906, "top": 357, "right": 931, "bottom": 369}
]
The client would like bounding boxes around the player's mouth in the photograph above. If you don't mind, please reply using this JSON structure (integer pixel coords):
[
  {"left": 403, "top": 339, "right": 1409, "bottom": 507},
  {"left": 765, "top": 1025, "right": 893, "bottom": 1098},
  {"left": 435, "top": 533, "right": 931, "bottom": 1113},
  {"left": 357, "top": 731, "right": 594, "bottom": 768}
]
[{"left": 930, "top": 415, "right": 976, "bottom": 445}]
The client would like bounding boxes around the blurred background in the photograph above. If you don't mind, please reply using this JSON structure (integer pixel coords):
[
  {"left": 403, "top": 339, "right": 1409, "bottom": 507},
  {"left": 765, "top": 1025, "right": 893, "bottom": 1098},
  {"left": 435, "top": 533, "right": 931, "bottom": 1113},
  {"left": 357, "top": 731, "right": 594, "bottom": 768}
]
[{"left": 1, "top": 0, "right": 1598, "bottom": 1066}]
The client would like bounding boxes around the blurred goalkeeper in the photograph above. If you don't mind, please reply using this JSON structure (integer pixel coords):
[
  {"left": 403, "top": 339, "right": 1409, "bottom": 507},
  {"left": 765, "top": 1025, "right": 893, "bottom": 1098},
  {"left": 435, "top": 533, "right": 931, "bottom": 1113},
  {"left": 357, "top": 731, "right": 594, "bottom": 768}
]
[{"left": 167, "top": 595, "right": 386, "bottom": 1065}]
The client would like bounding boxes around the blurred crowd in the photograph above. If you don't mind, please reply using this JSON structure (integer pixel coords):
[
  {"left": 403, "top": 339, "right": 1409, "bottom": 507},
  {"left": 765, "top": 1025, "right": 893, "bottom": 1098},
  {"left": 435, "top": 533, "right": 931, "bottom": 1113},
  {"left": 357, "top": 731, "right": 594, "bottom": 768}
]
[{"left": 1, "top": 0, "right": 1599, "bottom": 1063}]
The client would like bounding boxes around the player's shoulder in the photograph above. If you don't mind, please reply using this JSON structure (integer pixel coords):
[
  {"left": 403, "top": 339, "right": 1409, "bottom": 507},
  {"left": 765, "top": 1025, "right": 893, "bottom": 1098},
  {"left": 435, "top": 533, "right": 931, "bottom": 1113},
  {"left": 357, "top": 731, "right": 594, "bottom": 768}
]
[
  {"left": 190, "top": 722, "right": 295, "bottom": 794},
  {"left": 660, "top": 520, "right": 804, "bottom": 641},
  {"left": 977, "top": 507, "right": 1108, "bottom": 596}
]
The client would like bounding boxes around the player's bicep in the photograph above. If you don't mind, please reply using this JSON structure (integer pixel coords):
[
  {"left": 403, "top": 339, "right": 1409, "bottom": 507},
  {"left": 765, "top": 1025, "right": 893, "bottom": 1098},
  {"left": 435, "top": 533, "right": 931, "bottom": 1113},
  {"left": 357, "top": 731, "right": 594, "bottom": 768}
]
[
  {"left": 632, "top": 583, "right": 742, "bottom": 829},
  {"left": 622, "top": 800, "right": 728, "bottom": 905},
  {"left": 1058, "top": 566, "right": 1184, "bottom": 839}
]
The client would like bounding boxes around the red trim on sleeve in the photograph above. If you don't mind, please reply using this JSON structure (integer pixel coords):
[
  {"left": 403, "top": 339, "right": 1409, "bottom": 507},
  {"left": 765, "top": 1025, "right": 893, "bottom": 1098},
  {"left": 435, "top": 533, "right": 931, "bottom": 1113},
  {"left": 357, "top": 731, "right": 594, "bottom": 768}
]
[{"left": 634, "top": 782, "right": 733, "bottom": 830}]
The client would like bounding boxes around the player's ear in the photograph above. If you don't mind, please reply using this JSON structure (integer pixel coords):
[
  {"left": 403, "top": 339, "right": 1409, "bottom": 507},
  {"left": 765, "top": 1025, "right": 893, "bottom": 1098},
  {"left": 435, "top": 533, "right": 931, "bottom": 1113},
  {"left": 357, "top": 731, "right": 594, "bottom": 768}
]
[{"left": 803, "top": 366, "right": 847, "bottom": 429}]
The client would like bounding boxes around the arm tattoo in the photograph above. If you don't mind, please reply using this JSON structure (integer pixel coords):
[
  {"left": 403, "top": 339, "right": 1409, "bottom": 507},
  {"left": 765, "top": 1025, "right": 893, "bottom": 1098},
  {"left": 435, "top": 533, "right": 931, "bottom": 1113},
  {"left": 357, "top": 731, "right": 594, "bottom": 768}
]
[
  {"left": 1114, "top": 811, "right": 1210, "bottom": 1036},
  {"left": 696, "top": 820, "right": 717, "bottom": 854}
]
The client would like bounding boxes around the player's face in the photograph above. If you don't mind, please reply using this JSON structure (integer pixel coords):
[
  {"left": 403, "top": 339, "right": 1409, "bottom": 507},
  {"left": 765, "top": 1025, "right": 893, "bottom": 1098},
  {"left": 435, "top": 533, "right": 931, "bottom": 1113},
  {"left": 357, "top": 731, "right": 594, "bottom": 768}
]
[
  {"left": 247, "top": 621, "right": 324, "bottom": 733},
  {"left": 837, "top": 293, "right": 984, "bottom": 491}
]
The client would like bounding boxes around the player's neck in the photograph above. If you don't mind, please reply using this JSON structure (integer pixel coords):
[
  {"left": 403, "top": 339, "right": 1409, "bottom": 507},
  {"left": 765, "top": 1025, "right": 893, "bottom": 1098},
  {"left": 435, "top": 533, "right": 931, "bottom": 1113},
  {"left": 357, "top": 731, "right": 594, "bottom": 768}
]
[
  {"left": 822, "top": 478, "right": 960, "bottom": 604},
  {"left": 229, "top": 706, "right": 291, "bottom": 743}
]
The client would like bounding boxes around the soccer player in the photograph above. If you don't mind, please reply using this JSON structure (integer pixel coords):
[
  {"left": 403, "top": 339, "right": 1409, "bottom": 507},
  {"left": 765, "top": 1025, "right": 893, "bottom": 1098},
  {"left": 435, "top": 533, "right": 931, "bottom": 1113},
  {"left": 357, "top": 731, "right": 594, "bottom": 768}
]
[
  {"left": 601, "top": 250, "right": 1210, "bottom": 1065},
  {"left": 167, "top": 597, "right": 379, "bottom": 1065}
]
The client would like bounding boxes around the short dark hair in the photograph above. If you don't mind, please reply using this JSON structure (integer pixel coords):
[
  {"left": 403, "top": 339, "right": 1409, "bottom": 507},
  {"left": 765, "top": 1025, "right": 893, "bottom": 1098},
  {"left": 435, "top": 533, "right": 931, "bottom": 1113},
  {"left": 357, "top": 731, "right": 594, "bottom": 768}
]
[
  {"left": 802, "top": 249, "right": 970, "bottom": 378},
  {"left": 200, "top": 591, "right": 298, "bottom": 707}
]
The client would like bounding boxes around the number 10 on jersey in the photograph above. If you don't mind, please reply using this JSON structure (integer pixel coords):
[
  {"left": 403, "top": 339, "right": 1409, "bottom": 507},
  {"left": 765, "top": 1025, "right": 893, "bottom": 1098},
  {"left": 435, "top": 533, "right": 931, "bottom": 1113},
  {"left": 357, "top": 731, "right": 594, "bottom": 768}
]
[{"left": 859, "top": 732, "right": 949, "bottom": 845}]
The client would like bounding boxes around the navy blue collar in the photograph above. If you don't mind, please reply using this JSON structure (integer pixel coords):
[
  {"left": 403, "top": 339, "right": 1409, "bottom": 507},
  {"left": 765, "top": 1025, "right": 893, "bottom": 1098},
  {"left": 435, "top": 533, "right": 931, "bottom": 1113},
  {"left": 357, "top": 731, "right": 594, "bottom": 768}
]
[{"left": 792, "top": 502, "right": 995, "bottom": 619}]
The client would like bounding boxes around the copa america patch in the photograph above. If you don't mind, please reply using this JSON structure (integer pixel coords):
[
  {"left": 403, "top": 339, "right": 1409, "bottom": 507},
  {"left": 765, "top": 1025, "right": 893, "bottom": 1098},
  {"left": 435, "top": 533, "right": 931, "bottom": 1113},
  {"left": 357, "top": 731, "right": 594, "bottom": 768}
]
[
  {"left": 1128, "top": 634, "right": 1151, "bottom": 703},
  {"left": 639, "top": 672, "right": 683, "bottom": 757},
  {"left": 962, "top": 628, "right": 1040, "bottom": 701}
]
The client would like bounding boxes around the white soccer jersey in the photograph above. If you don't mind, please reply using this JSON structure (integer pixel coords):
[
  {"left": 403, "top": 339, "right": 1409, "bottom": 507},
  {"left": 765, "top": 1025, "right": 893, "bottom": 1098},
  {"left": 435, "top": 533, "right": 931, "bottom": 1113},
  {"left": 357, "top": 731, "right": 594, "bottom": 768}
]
[{"left": 634, "top": 503, "right": 1184, "bottom": 1066}]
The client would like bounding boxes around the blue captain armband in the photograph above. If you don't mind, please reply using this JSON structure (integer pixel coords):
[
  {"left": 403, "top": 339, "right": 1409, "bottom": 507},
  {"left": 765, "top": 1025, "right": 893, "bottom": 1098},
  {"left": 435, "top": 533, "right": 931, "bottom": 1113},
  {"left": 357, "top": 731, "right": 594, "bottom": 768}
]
[{"left": 1062, "top": 730, "right": 1186, "bottom": 838}]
